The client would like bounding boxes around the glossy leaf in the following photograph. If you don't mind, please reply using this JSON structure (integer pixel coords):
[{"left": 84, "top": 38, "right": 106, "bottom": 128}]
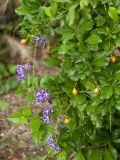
[{"left": 85, "top": 34, "right": 102, "bottom": 44}]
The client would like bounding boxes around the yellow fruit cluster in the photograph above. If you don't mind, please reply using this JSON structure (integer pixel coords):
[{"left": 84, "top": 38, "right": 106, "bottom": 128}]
[
  {"left": 20, "top": 39, "right": 27, "bottom": 44},
  {"left": 110, "top": 56, "right": 116, "bottom": 63},
  {"left": 93, "top": 87, "right": 100, "bottom": 94},
  {"left": 72, "top": 87, "right": 78, "bottom": 96},
  {"left": 64, "top": 118, "right": 70, "bottom": 124}
]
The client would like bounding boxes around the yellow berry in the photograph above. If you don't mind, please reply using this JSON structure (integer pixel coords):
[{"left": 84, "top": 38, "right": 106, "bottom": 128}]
[
  {"left": 72, "top": 87, "right": 78, "bottom": 96},
  {"left": 64, "top": 118, "right": 70, "bottom": 125},
  {"left": 93, "top": 87, "right": 100, "bottom": 94},
  {"left": 20, "top": 39, "right": 27, "bottom": 44},
  {"left": 111, "top": 56, "right": 116, "bottom": 63}
]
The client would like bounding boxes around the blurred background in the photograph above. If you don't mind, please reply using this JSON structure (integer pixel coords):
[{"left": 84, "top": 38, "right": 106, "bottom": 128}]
[{"left": 0, "top": 1, "right": 56, "bottom": 159}]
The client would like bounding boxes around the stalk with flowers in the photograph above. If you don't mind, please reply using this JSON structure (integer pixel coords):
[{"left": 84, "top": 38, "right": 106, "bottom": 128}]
[{"left": 8, "top": 0, "right": 120, "bottom": 159}]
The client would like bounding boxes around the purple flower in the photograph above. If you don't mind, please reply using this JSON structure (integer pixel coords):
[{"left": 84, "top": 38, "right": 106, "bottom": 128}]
[
  {"left": 39, "top": 38, "right": 46, "bottom": 47},
  {"left": 48, "top": 99, "right": 53, "bottom": 105},
  {"left": 49, "top": 109, "right": 54, "bottom": 114},
  {"left": 43, "top": 107, "right": 53, "bottom": 124},
  {"left": 55, "top": 146, "right": 61, "bottom": 152},
  {"left": 43, "top": 116, "right": 51, "bottom": 123},
  {"left": 34, "top": 89, "right": 50, "bottom": 105},
  {"left": 43, "top": 107, "right": 49, "bottom": 115},
  {"left": 16, "top": 63, "right": 30, "bottom": 81},
  {"left": 33, "top": 37, "right": 40, "bottom": 44},
  {"left": 33, "top": 36, "right": 46, "bottom": 47},
  {"left": 24, "top": 63, "right": 30, "bottom": 69},
  {"left": 48, "top": 135, "right": 54, "bottom": 142},
  {"left": 48, "top": 135, "right": 61, "bottom": 152}
]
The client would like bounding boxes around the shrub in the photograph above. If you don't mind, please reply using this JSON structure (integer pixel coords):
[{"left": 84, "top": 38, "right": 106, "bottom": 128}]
[{"left": 9, "top": 0, "right": 120, "bottom": 159}]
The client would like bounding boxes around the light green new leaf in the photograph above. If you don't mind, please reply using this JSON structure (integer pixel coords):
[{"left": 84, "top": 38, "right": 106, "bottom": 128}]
[
  {"left": 8, "top": 112, "right": 28, "bottom": 124},
  {"left": 22, "top": 107, "right": 31, "bottom": 117},
  {"left": 90, "top": 0, "right": 98, "bottom": 8},
  {"left": 15, "top": 7, "right": 29, "bottom": 15},
  {"left": 50, "top": 3, "right": 57, "bottom": 15},
  {"left": 30, "top": 117, "right": 41, "bottom": 132},
  {"left": 57, "top": 151, "right": 67, "bottom": 160},
  {"left": 108, "top": 7, "right": 118, "bottom": 23},
  {"left": 66, "top": 8, "right": 75, "bottom": 26},
  {"left": 74, "top": 151, "right": 85, "bottom": 160},
  {"left": 80, "top": 0, "right": 89, "bottom": 9},
  {"left": 43, "top": 7, "right": 52, "bottom": 17},
  {"left": 85, "top": 34, "right": 102, "bottom": 44},
  {"left": 59, "top": 43, "right": 75, "bottom": 54}
]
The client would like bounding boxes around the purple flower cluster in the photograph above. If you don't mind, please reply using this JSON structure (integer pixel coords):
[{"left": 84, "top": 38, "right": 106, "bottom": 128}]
[
  {"left": 34, "top": 89, "right": 51, "bottom": 106},
  {"left": 43, "top": 107, "right": 53, "bottom": 123},
  {"left": 48, "top": 135, "right": 61, "bottom": 152},
  {"left": 33, "top": 37, "right": 46, "bottom": 47},
  {"left": 16, "top": 63, "right": 30, "bottom": 80}
]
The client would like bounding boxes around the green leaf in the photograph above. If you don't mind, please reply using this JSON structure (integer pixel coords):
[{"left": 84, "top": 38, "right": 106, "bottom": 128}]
[
  {"left": 100, "top": 86, "right": 113, "bottom": 99},
  {"left": 66, "top": 8, "right": 75, "bottom": 26},
  {"left": 0, "top": 100, "right": 9, "bottom": 111},
  {"left": 115, "top": 71, "right": 120, "bottom": 80},
  {"left": 57, "top": 151, "right": 67, "bottom": 160},
  {"left": 86, "top": 105, "right": 96, "bottom": 115},
  {"left": 15, "top": 7, "right": 29, "bottom": 15},
  {"left": 30, "top": 117, "right": 41, "bottom": 132},
  {"left": 72, "top": 95, "right": 86, "bottom": 106},
  {"left": 95, "top": 16, "right": 106, "bottom": 27},
  {"left": 43, "top": 7, "right": 52, "bottom": 17},
  {"left": 109, "top": 146, "right": 118, "bottom": 160},
  {"left": 103, "top": 149, "right": 113, "bottom": 160},
  {"left": 94, "top": 57, "right": 108, "bottom": 67},
  {"left": 74, "top": 151, "right": 85, "bottom": 160},
  {"left": 59, "top": 43, "right": 75, "bottom": 54},
  {"left": 8, "top": 112, "right": 28, "bottom": 124},
  {"left": 108, "top": 7, "right": 118, "bottom": 23},
  {"left": 113, "top": 139, "right": 120, "bottom": 143},
  {"left": 79, "top": 21, "right": 93, "bottom": 33},
  {"left": 115, "top": 85, "right": 120, "bottom": 95},
  {"left": 43, "top": 56, "right": 61, "bottom": 67},
  {"left": 53, "top": 0, "right": 71, "bottom": 2},
  {"left": 80, "top": 0, "right": 89, "bottom": 9},
  {"left": 7, "top": 64, "right": 16, "bottom": 74},
  {"left": 90, "top": 0, "right": 98, "bottom": 8},
  {"left": 22, "top": 107, "right": 31, "bottom": 117},
  {"left": 30, "top": 117, "right": 43, "bottom": 143},
  {"left": 32, "top": 156, "right": 47, "bottom": 160},
  {"left": 50, "top": 3, "right": 57, "bottom": 15},
  {"left": 63, "top": 57, "right": 72, "bottom": 72},
  {"left": 85, "top": 34, "right": 102, "bottom": 44},
  {"left": 89, "top": 150, "right": 102, "bottom": 160}
]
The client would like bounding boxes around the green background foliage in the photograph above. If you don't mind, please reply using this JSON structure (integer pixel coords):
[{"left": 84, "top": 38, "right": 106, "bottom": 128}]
[{"left": 10, "top": 0, "right": 120, "bottom": 159}]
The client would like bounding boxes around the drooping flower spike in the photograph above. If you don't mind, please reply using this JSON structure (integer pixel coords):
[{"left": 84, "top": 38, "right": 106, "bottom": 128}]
[{"left": 48, "top": 135, "right": 61, "bottom": 152}]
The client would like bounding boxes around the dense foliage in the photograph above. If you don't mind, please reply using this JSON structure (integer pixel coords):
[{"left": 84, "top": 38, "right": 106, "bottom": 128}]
[{"left": 9, "top": 0, "right": 120, "bottom": 159}]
